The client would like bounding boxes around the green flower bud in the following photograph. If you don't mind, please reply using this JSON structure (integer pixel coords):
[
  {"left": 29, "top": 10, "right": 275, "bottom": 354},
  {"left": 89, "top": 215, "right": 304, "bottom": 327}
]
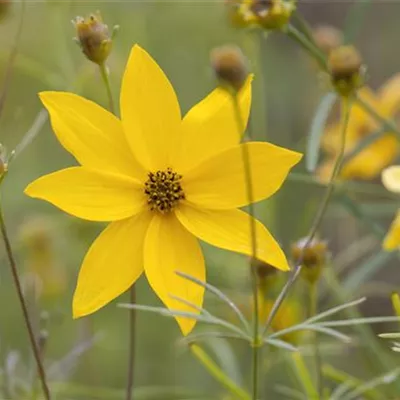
[{"left": 328, "top": 45, "right": 365, "bottom": 97}]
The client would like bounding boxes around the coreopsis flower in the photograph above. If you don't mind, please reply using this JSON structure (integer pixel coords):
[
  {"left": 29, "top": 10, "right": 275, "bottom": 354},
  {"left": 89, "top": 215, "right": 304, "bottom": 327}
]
[
  {"left": 318, "top": 74, "right": 400, "bottom": 183},
  {"left": 381, "top": 166, "right": 400, "bottom": 250},
  {"left": 259, "top": 297, "right": 304, "bottom": 344},
  {"left": 25, "top": 45, "right": 301, "bottom": 335},
  {"left": 249, "top": 0, "right": 295, "bottom": 30},
  {"left": 225, "top": 0, "right": 295, "bottom": 30},
  {"left": 73, "top": 11, "right": 112, "bottom": 65}
]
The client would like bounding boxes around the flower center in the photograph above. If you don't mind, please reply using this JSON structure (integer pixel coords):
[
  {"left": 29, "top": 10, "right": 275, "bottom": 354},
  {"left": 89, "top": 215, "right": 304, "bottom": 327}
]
[{"left": 144, "top": 168, "right": 185, "bottom": 213}]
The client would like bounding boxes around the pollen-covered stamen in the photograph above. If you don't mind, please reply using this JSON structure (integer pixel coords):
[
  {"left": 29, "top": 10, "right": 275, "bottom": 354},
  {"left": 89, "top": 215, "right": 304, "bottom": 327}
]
[{"left": 144, "top": 168, "right": 185, "bottom": 213}]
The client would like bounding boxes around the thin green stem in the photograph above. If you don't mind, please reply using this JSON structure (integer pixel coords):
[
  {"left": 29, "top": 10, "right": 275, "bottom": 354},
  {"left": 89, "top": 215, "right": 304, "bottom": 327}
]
[
  {"left": 0, "top": 0, "right": 26, "bottom": 122},
  {"left": 191, "top": 344, "right": 251, "bottom": 400},
  {"left": 126, "top": 286, "right": 136, "bottom": 400},
  {"left": 292, "top": 11, "right": 317, "bottom": 45},
  {"left": 286, "top": 24, "right": 328, "bottom": 71},
  {"left": 262, "top": 98, "right": 352, "bottom": 337},
  {"left": 99, "top": 63, "right": 115, "bottom": 114},
  {"left": 99, "top": 66, "right": 132, "bottom": 399},
  {"left": 231, "top": 93, "right": 260, "bottom": 400},
  {"left": 291, "top": 352, "right": 319, "bottom": 399},
  {"left": 309, "top": 283, "right": 323, "bottom": 397},
  {"left": 0, "top": 175, "right": 50, "bottom": 400}
]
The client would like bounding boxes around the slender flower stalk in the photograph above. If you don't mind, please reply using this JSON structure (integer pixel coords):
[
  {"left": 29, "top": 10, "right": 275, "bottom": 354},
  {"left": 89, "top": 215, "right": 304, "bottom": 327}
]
[
  {"left": 0, "top": 174, "right": 50, "bottom": 400},
  {"left": 126, "top": 286, "right": 136, "bottom": 400},
  {"left": 286, "top": 24, "right": 327, "bottom": 71},
  {"left": 232, "top": 93, "right": 260, "bottom": 400},
  {"left": 98, "top": 64, "right": 134, "bottom": 400},
  {"left": 99, "top": 63, "right": 115, "bottom": 114},
  {"left": 263, "top": 99, "right": 352, "bottom": 337}
]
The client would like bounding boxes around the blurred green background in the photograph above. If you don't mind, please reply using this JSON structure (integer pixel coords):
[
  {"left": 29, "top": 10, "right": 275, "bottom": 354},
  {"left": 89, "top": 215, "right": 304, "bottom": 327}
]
[{"left": 0, "top": 0, "right": 400, "bottom": 399}]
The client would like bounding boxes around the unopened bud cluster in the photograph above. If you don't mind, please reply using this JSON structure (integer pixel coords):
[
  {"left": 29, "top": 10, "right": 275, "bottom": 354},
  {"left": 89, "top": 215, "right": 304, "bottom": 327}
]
[
  {"left": 210, "top": 45, "right": 248, "bottom": 91},
  {"left": 73, "top": 12, "right": 113, "bottom": 65}
]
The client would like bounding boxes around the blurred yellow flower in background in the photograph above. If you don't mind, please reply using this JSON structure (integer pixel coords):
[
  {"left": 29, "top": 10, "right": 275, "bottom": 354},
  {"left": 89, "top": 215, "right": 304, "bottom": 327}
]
[
  {"left": 259, "top": 298, "right": 304, "bottom": 344},
  {"left": 225, "top": 0, "right": 295, "bottom": 30},
  {"left": 25, "top": 44, "right": 301, "bottom": 335},
  {"left": 318, "top": 74, "right": 400, "bottom": 182},
  {"left": 381, "top": 166, "right": 400, "bottom": 250},
  {"left": 19, "top": 216, "right": 67, "bottom": 300}
]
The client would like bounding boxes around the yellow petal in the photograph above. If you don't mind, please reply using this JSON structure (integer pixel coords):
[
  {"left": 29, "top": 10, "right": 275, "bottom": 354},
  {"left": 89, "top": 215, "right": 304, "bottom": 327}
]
[
  {"left": 341, "top": 135, "right": 399, "bottom": 180},
  {"left": 383, "top": 210, "right": 400, "bottom": 251},
  {"left": 39, "top": 92, "right": 145, "bottom": 179},
  {"left": 25, "top": 167, "right": 146, "bottom": 221},
  {"left": 378, "top": 73, "right": 400, "bottom": 116},
  {"left": 349, "top": 87, "right": 381, "bottom": 129},
  {"left": 382, "top": 165, "right": 400, "bottom": 193},
  {"left": 144, "top": 213, "right": 205, "bottom": 335},
  {"left": 73, "top": 212, "right": 152, "bottom": 318},
  {"left": 120, "top": 45, "right": 181, "bottom": 170},
  {"left": 183, "top": 142, "right": 302, "bottom": 209},
  {"left": 175, "top": 76, "right": 252, "bottom": 172},
  {"left": 176, "top": 204, "right": 289, "bottom": 271}
]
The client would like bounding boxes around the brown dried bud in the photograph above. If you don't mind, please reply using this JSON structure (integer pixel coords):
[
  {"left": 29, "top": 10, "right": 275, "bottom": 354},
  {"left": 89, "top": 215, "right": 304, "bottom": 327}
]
[
  {"left": 210, "top": 45, "right": 248, "bottom": 91},
  {"left": 313, "top": 25, "right": 343, "bottom": 55},
  {"left": 328, "top": 45, "right": 364, "bottom": 96},
  {"left": 73, "top": 11, "right": 112, "bottom": 65},
  {"left": 291, "top": 237, "right": 328, "bottom": 284},
  {"left": 250, "top": 0, "right": 295, "bottom": 30}
]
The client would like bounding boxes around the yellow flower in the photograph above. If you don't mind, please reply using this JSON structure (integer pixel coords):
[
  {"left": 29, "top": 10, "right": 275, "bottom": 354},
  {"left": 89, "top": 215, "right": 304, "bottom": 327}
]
[
  {"left": 318, "top": 74, "right": 400, "bottom": 182},
  {"left": 25, "top": 45, "right": 301, "bottom": 335},
  {"left": 381, "top": 166, "right": 400, "bottom": 250},
  {"left": 19, "top": 216, "right": 67, "bottom": 300},
  {"left": 259, "top": 297, "right": 304, "bottom": 344},
  {"left": 226, "top": 0, "right": 295, "bottom": 30}
]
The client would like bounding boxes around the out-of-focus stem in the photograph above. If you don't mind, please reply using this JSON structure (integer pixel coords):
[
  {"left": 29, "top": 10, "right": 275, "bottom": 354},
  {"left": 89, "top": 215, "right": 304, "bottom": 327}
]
[
  {"left": 191, "top": 344, "right": 251, "bottom": 400},
  {"left": 231, "top": 93, "right": 260, "bottom": 400},
  {"left": 126, "top": 287, "right": 136, "bottom": 400},
  {"left": 262, "top": 98, "right": 352, "bottom": 336},
  {"left": 99, "top": 65, "right": 133, "bottom": 400},
  {"left": 0, "top": 0, "right": 27, "bottom": 121},
  {"left": 309, "top": 282, "right": 323, "bottom": 397},
  {"left": 291, "top": 352, "right": 319, "bottom": 399}
]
